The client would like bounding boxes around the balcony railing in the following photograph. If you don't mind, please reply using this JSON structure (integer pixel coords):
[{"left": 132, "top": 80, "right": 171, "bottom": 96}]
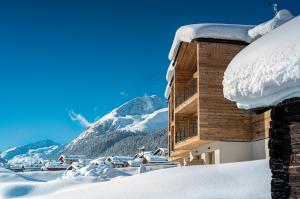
[
  {"left": 175, "top": 120, "right": 198, "bottom": 143},
  {"left": 175, "top": 78, "right": 197, "bottom": 107}
]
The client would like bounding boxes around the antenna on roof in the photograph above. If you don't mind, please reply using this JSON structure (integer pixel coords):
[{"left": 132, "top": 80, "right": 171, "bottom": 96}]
[{"left": 268, "top": 2, "right": 279, "bottom": 15}]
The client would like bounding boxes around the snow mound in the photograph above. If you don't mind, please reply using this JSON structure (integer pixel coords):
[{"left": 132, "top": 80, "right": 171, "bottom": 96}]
[
  {"left": 248, "top": 9, "right": 294, "bottom": 40},
  {"left": 168, "top": 23, "right": 254, "bottom": 61},
  {"left": 62, "top": 164, "right": 129, "bottom": 180},
  {"left": 223, "top": 15, "right": 300, "bottom": 109}
]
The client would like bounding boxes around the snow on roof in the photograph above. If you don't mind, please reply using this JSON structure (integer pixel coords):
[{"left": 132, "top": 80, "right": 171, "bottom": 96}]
[
  {"left": 143, "top": 155, "right": 168, "bottom": 163},
  {"left": 223, "top": 15, "right": 300, "bottom": 109},
  {"left": 9, "top": 164, "right": 24, "bottom": 169},
  {"left": 166, "top": 62, "right": 174, "bottom": 83},
  {"left": 135, "top": 151, "right": 153, "bottom": 158},
  {"left": 164, "top": 85, "right": 171, "bottom": 99},
  {"left": 127, "top": 159, "right": 141, "bottom": 167},
  {"left": 168, "top": 23, "right": 254, "bottom": 61},
  {"left": 45, "top": 162, "right": 69, "bottom": 169},
  {"left": 165, "top": 23, "right": 254, "bottom": 99},
  {"left": 90, "top": 157, "right": 107, "bottom": 164},
  {"left": 106, "top": 156, "right": 134, "bottom": 164},
  {"left": 154, "top": 148, "right": 169, "bottom": 155},
  {"left": 248, "top": 9, "right": 293, "bottom": 41},
  {"left": 59, "top": 155, "right": 86, "bottom": 160}
]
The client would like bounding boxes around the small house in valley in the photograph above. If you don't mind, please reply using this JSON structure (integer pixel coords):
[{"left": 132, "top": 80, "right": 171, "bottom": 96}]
[
  {"left": 43, "top": 161, "right": 69, "bottom": 171},
  {"left": 9, "top": 164, "right": 25, "bottom": 172},
  {"left": 165, "top": 23, "right": 271, "bottom": 166},
  {"left": 58, "top": 155, "right": 86, "bottom": 165},
  {"left": 138, "top": 154, "right": 168, "bottom": 165},
  {"left": 105, "top": 156, "right": 134, "bottom": 168},
  {"left": 124, "top": 159, "right": 141, "bottom": 167},
  {"left": 153, "top": 148, "right": 169, "bottom": 157}
]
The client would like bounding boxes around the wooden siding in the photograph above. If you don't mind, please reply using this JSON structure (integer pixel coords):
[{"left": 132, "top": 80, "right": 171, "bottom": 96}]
[
  {"left": 167, "top": 40, "right": 271, "bottom": 161},
  {"left": 197, "top": 41, "right": 254, "bottom": 141}
]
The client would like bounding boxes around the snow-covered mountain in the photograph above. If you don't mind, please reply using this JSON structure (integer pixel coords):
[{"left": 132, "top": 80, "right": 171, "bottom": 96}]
[
  {"left": 64, "top": 95, "right": 168, "bottom": 157},
  {"left": 69, "top": 95, "right": 167, "bottom": 147},
  {"left": 0, "top": 139, "right": 63, "bottom": 165}
]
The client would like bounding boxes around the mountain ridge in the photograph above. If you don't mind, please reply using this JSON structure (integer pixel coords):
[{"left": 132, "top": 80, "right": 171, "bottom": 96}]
[
  {"left": 0, "top": 139, "right": 63, "bottom": 164},
  {"left": 64, "top": 95, "right": 168, "bottom": 157}
]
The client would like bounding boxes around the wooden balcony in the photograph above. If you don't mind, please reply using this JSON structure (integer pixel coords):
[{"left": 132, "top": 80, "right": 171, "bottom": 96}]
[
  {"left": 175, "top": 120, "right": 198, "bottom": 144},
  {"left": 175, "top": 78, "right": 197, "bottom": 108}
]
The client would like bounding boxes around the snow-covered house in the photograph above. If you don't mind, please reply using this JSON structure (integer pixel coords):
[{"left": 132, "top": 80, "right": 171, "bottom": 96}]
[
  {"left": 163, "top": 12, "right": 295, "bottom": 165},
  {"left": 9, "top": 164, "right": 25, "bottom": 172},
  {"left": 124, "top": 159, "right": 141, "bottom": 167},
  {"left": 105, "top": 156, "right": 134, "bottom": 168},
  {"left": 153, "top": 148, "right": 169, "bottom": 157},
  {"left": 43, "top": 161, "right": 69, "bottom": 171},
  {"left": 23, "top": 163, "right": 43, "bottom": 172},
  {"left": 134, "top": 151, "right": 153, "bottom": 159},
  {"left": 58, "top": 155, "right": 86, "bottom": 165},
  {"left": 90, "top": 157, "right": 107, "bottom": 165},
  {"left": 138, "top": 154, "right": 168, "bottom": 165}
]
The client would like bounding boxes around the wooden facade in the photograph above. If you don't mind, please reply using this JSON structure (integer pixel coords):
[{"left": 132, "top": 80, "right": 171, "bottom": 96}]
[{"left": 168, "top": 40, "right": 271, "bottom": 165}]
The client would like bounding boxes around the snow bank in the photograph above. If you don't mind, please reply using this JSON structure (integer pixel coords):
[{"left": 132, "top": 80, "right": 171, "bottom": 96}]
[
  {"left": 30, "top": 160, "right": 270, "bottom": 199},
  {"left": 168, "top": 23, "right": 253, "bottom": 61},
  {"left": 248, "top": 9, "right": 293, "bottom": 40},
  {"left": 62, "top": 164, "right": 129, "bottom": 180},
  {"left": 223, "top": 16, "right": 300, "bottom": 109}
]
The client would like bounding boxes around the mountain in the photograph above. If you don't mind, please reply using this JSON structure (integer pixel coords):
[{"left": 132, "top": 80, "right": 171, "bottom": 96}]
[
  {"left": 64, "top": 95, "right": 168, "bottom": 157},
  {"left": 0, "top": 139, "right": 63, "bottom": 165}
]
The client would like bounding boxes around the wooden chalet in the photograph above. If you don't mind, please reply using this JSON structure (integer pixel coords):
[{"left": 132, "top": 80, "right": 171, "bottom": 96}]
[
  {"left": 166, "top": 25, "right": 271, "bottom": 166},
  {"left": 153, "top": 147, "right": 169, "bottom": 157},
  {"left": 58, "top": 155, "right": 86, "bottom": 165},
  {"left": 105, "top": 156, "right": 134, "bottom": 168}
]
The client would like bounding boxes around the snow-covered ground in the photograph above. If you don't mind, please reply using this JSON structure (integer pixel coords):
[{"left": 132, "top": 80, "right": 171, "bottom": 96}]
[{"left": 0, "top": 160, "right": 271, "bottom": 199}]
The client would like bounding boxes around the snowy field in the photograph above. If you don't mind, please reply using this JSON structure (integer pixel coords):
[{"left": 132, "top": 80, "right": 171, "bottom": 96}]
[{"left": 0, "top": 160, "right": 271, "bottom": 199}]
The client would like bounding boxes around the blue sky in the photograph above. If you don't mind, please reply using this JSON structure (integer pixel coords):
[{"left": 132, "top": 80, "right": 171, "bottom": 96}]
[{"left": 0, "top": 0, "right": 299, "bottom": 150}]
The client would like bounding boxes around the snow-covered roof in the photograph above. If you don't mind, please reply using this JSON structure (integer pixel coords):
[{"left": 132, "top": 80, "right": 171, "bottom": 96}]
[
  {"left": 142, "top": 155, "right": 168, "bottom": 163},
  {"left": 164, "top": 23, "right": 254, "bottom": 99},
  {"left": 135, "top": 151, "right": 153, "bottom": 159},
  {"left": 164, "top": 85, "right": 171, "bottom": 99},
  {"left": 106, "top": 156, "right": 134, "bottom": 164},
  {"left": 168, "top": 23, "right": 254, "bottom": 61},
  {"left": 9, "top": 164, "right": 24, "bottom": 169},
  {"left": 248, "top": 10, "right": 293, "bottom": 41},
  {"left": 166, "top": 62, "right": 174, "bottom": 83},
  {"left": 59, "top": 155, "right": 86, "bottom": 161},
  {"left": 153, "top": 148, "right": 169, "bottom": 155},
  {"left": 90, "top": 157, "right": 107, "bottom": 165},
  {"left": 127, "top": 159, "right": 141, "bottom": 167},
  {"left": 223, "top": 14, "right": 299, "bottom": 109},
  {"left": 45, "top": 162, "right": 69, "bottom": 169}
]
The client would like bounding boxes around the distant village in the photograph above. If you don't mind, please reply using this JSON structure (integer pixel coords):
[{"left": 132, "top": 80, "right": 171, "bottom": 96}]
[{"left": 2, "top": 147, "right": 175, "bottom": 173}]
